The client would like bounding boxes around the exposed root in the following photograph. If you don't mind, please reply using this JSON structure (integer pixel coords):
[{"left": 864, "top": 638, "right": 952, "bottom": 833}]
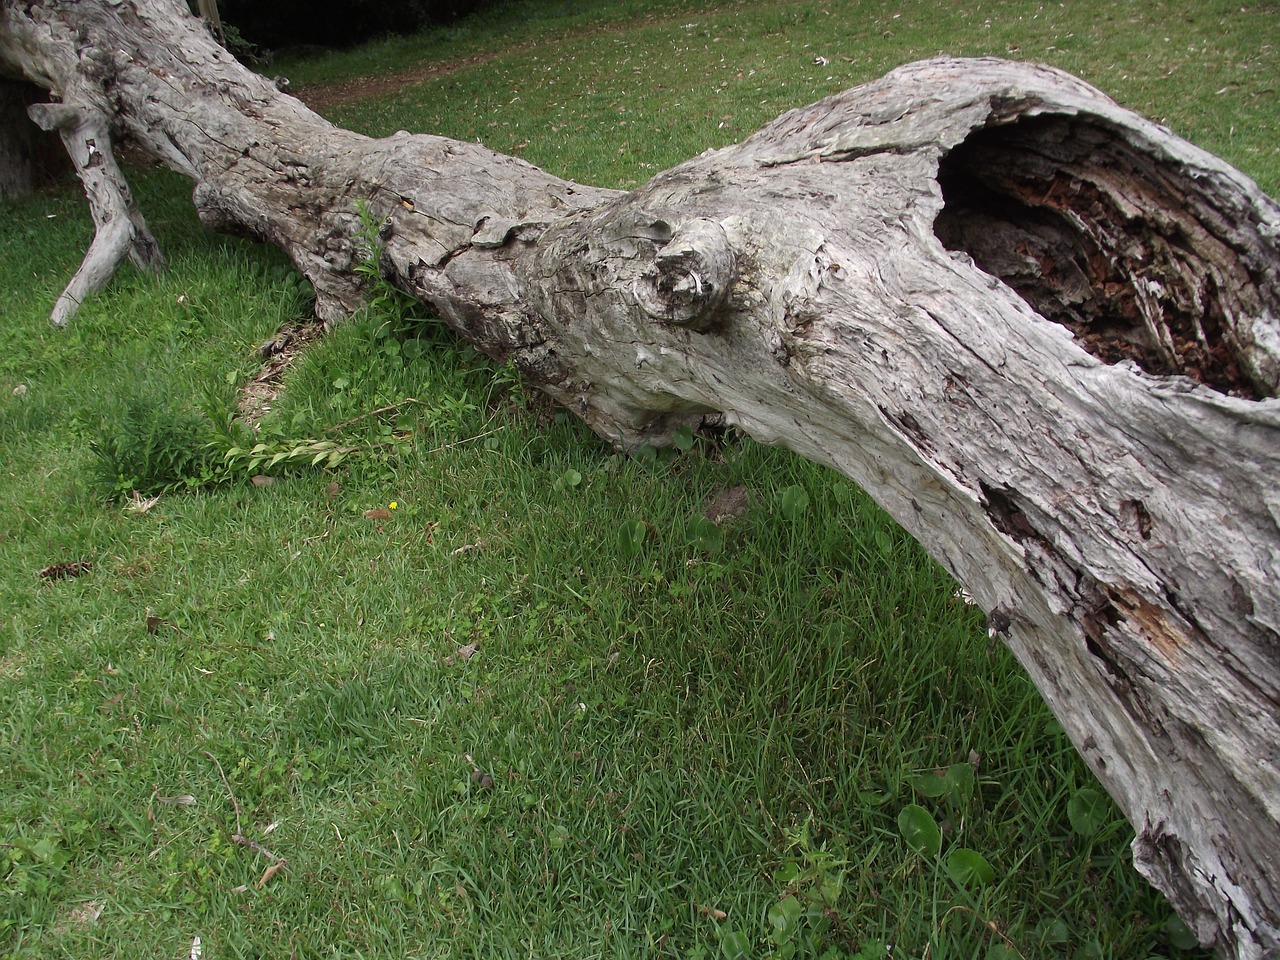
[{"left": 28, "top": 102, "right": 164, "bottom": 326}]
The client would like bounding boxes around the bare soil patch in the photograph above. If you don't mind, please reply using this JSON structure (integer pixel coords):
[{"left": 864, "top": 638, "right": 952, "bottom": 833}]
[
  {"left": 295, "top": 48, "right": 513, "bottom": 111},
  {"left": 238, "top": 320, "right": 327, "bottom": 425},
  {"left": 292, "top": 14, "right": 675, "bottom": 111}
]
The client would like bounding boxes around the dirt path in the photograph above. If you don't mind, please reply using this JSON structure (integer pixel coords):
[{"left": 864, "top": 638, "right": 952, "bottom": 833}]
[
  {"left": 295, "top": 46, "right": 518, "bottom": 110},
  {"left": 293, "top": 9, "right": 697, "bottom": 110}
]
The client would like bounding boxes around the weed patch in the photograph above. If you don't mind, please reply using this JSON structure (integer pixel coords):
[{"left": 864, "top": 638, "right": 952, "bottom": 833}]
[{"left": 88, "top": 387, "right": 231, "bottom": 498}]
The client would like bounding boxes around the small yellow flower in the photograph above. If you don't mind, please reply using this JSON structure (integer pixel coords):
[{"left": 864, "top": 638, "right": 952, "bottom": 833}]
[{"left": 388, "top": 501, "right": 398, "bottom": 510}]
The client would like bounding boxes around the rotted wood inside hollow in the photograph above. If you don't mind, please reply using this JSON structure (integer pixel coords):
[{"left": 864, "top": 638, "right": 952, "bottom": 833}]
[{"left": 934, "top": 114, "right": 1277, "bottom": 399}]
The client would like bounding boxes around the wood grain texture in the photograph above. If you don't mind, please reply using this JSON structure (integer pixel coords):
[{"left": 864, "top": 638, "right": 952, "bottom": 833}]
[{"left": 1, "top": 3, "right": 1277, "bottom": 954}]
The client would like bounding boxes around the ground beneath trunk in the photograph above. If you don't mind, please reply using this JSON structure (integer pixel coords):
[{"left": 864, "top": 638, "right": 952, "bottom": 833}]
[{"left": 236, "top": 320, "right": 327, "bottom": 426}]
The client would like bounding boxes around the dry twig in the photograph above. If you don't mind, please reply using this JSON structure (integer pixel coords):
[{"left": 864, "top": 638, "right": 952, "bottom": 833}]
[{"left": 203, "top": 750, "right": 284, "bottom": 865}]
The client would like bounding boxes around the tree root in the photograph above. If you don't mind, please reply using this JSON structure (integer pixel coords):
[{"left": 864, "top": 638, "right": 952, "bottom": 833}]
[{"left": 28, "top": 102, "right": 164, "bottom": 326}]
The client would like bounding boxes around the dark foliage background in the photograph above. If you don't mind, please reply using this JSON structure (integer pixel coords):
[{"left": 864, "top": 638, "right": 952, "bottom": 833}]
[{"left": 217, "top": 0, "right": 499, "bottom": 51}]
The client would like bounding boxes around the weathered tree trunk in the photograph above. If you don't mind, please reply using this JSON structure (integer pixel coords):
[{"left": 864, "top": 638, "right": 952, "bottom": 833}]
[{"left": 1, "top": 2, "right": 1277, "bottom": 955}]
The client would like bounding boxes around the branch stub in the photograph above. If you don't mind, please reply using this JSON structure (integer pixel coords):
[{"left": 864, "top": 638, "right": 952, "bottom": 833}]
[{"left": 634, "top": 218, "right": 737, "bottom": 332}]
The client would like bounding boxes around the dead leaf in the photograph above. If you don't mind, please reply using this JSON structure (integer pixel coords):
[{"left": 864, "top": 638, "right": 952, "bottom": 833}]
[
  {"left": 325, "top": 481, "right": 340, "bottom": 498},
  {"left": 451, "top": 540, "right": 483, "bottom": 556},
  {"left": 99, "top": 693, "right": 125, "bottom": 715},
  {"left": 145, "top": 615, "right": 163, "bottom": 634},
  {"left": 39, "top": 560, "right": 93, "bottom": 581},
  {"left": 702, "top": 485, "right": 750, "bottom": 522},
  {"left": 68, "top": 900, "right": 105, "bottom": 925},
  {"left": 231, "top": 832, "right": 279, "bottom": 861},
  {"left": 698, "top": 904, "right": 728, "bottom": 920},
  {"left": 464, "top": 753, "right": 494, "bottom": 789},
  {"left": 156, "top": 794, "right": 197, "bottom": 806},
  {"left": 250, "top": 475, "right": 274, "bottom": 488},
  {"left": 124, "top": 491, "right": 161, "bottom": 514},
  {"left": 364, "top": 507, "right": 393, "bottom": 520},
  {"left": 256, "top": 859, "right": 287, "bottom": 888},
  {"left": 456, "top": 641, "right": 479, "bottom": 661}
]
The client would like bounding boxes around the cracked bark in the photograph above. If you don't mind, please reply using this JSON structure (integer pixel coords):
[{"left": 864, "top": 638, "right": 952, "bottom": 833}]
[
  {"left": 28, "top": 100, "right": 164, "bottom": 325},
  {"left": 1, "top": 1, "right": 1278, "bottom": 955}
]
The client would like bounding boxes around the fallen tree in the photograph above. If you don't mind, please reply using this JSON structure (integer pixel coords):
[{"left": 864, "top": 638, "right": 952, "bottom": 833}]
[{"left": 1, "top": 1, "right": 1277, "bottom": 955}]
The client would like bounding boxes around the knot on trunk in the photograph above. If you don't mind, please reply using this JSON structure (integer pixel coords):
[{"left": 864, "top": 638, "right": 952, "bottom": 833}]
[{"left": 634, "top": 218, "right": 736, "bottom": 332}]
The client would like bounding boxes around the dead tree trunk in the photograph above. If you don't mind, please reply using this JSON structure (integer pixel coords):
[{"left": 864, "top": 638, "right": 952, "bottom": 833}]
[{"left": 1, "top": 2, "right": 1277, "bottom": 955}]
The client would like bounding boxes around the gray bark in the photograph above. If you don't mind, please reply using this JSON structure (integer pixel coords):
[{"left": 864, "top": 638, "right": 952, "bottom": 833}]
[
  {"left": 0, "top": 1, "right": 1277, "bottom": 955},
  {"left": 195, "top": 0, "right": 222, "bottom": 44},
  {"left": 27, "top": 100, "right": 164, "bottom": 325}
]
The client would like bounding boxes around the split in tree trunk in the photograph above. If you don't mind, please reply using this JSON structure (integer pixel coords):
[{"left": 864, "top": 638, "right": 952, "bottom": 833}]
[{"left": 0, "top": 2, "right": 1277, "bottom": 955}]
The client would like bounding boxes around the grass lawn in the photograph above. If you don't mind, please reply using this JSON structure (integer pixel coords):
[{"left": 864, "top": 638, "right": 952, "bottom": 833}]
[{"left": 2, "top": 0, "right": 1275, "bottom": 957}]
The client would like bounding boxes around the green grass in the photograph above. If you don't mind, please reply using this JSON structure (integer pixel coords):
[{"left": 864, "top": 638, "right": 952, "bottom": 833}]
[
  {"left": 284, "top": 0, "right": 1279, "bottom": 197},
  {"left": 3, "top": 0, "right": 1272, "bottom": 956}
]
